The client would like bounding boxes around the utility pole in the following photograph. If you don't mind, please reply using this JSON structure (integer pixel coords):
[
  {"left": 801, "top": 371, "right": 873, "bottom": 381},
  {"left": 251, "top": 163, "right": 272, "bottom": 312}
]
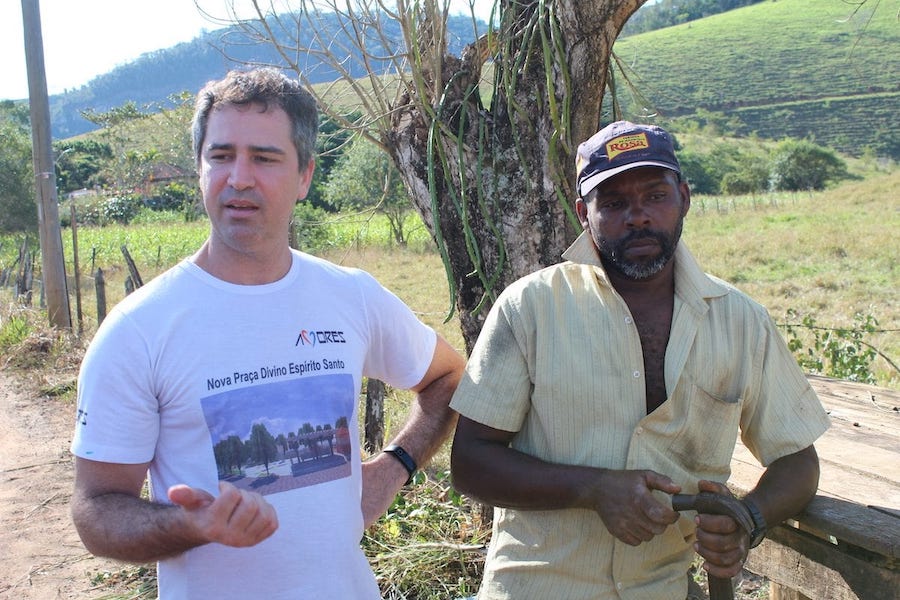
[{"left": 21, "top": 0, "right": 72, "bottom": 329}]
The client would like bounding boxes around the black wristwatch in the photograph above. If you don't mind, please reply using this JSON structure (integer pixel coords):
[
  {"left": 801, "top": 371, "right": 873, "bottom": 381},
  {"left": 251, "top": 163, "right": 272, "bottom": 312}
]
[
  {"left": 383, "top": 444, "right": 417, "bottom": 486},
  {"left": 742, "top": 497, "right": 768, "bottom": 548}
]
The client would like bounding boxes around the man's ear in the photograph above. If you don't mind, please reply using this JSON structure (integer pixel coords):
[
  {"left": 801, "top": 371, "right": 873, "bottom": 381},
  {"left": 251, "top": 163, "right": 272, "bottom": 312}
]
[
  {"left": 679, "top": 181, "right": 691, "bottom": 217},
  {"left": 575, "top": 197, "right": 588, "bottom": 227},
  {"left": 296, "top": 158, "right": 316, "bottom": 201}
]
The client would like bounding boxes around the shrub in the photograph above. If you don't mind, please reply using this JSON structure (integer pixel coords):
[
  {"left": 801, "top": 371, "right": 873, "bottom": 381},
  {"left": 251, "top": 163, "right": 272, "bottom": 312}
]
[
  {"left": 782, "top": 310, "right": 879, "bottom": 384},
  {"left": 146, "top": 182, "right": 197, "bottom": 212},
  {"left": 103, "top": 194, "right": 143, "bottom": 225},
  {"left": 769, "top": 140, "right": 849, "bottom": 191},
  {"left": 291, "top": 202, "right": 332, "bottom": 252}
]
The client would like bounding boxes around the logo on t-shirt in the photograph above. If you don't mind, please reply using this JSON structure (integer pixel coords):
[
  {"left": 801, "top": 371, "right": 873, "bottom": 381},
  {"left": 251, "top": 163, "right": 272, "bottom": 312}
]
[{"left": 295, "top": 329, "right": 346, "bottom": 347}]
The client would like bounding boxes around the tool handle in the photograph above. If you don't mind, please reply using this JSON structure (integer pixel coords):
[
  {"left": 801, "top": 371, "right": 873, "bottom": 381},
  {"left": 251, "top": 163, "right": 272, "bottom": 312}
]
[{"left": 708, "top": 574, "right": 735, "bottom": 600}]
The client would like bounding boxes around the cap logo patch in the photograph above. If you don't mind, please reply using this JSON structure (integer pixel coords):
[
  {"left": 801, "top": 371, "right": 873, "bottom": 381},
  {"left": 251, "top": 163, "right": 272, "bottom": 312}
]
[{"left": 606, "top": 133, "right": 650, "bottom": 161}]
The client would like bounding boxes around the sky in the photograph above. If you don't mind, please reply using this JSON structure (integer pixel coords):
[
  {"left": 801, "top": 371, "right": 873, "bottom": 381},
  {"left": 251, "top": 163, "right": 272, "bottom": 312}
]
[{"left": 1, "top": 0, "right": 492, "bottom": 101}]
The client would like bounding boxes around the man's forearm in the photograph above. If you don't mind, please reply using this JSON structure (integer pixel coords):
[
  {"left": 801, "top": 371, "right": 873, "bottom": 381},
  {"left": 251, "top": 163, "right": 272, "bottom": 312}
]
[
  {"left": 746, "top": 445, "right": 820, "bottom": 528},
  {"left": 71, "top": 491, "right": 203, "bottom": 563},
  {"left": 452, "top": 438, "right": 601, "bottom": 510},
  {"left": 390, "top": 371, "right": 459, "bottom": 468}
]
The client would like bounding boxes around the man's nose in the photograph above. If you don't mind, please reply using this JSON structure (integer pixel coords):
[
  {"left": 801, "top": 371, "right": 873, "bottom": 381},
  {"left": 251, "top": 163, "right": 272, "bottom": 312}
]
[
  {"left": 624, "top": 201, "right": 650, "bottom": 227},
  {"left": 228, "top": 156, "right": 254, "bottom": 190}
]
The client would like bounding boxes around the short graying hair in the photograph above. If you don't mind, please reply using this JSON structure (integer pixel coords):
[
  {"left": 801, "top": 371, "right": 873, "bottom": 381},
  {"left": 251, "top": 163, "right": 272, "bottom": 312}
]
[{"left": 191, "top": 68, "right": 318, "bottom": 169}]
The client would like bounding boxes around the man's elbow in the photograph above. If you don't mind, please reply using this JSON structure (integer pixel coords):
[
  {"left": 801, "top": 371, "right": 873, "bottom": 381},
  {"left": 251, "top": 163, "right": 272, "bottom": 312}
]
[
  {"left": 70, "top": 498, "right": 109, "bottom": 558},
  {"left": 449, "top": 440, "right": 487, "bottom": 501}
]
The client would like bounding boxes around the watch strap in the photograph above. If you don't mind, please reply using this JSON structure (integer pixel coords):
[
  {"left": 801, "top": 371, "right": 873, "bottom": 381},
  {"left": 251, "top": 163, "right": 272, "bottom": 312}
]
[
  {"left": 383, "top": 444, "right": 417, "bottom": 485},
  {"left": 742, "top": 496, "right": 768, "bottom": 548}
]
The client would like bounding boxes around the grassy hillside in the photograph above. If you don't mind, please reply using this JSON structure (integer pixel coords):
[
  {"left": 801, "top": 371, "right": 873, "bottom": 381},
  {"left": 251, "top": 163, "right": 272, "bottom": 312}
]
[
  {"left": 613, "top": 0, "right": 899, "bottom": 157},
  {"left": 43, "top": 13, "right": 484, "bottom": 140}
]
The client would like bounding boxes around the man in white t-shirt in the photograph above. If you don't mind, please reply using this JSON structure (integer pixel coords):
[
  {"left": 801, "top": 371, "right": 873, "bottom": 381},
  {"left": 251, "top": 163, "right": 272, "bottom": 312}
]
[{"left": 70, "top": 68, "right": 465, "bottom": 599}]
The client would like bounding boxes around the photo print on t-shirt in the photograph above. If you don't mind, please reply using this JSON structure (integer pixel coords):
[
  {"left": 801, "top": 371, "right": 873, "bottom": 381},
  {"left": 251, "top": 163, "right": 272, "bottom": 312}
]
[{"left": 201, "top": 373, "right": 355, "bottom": 496}]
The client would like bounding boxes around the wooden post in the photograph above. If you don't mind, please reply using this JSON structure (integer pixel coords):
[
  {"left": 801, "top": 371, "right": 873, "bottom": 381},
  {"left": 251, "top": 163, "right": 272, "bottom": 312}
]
[
  {"left": 364, "top": 378, "right": 385, "bottom": 454},
  {"left": 21, "top": 0, "right": 72, "bottom": 329},
  {"left": 70, "top": 204, "right": 83, "bottom": 335},
  {"left": 16, "top": 239, "right": 33, "bottom": 306},
  {"left": 120, "top": 245, "right": 144, "bottom": 288},
  {"left": 94, "top": 268, "right": 107, "bottom": 324}
]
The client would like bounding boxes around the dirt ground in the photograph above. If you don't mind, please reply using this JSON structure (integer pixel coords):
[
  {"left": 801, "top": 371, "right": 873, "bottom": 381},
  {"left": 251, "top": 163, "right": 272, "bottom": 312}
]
[{"left": 0, "top": 368, "right": 126, "bottom": 599}]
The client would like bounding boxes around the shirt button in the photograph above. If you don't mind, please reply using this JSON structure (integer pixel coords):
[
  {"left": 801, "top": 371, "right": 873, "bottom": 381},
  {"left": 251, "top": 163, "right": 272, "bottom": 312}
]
[
  {"left": 633, "top": 371, "right": 641, "bottom": 378},
  {"left": 617, "top": 582, "right": 623, "bottom": 590},
  {"left": 636, "top": 426, "right": 644, "bottom": 435},
  {"left": 624, "top": 316, "right": 633, "bottom": 324}
]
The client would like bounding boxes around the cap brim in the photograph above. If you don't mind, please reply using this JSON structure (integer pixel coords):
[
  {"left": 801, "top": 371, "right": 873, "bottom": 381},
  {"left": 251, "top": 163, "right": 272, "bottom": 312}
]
[{"left": 579, "top": 161, "right": 679, "bottom": 198}]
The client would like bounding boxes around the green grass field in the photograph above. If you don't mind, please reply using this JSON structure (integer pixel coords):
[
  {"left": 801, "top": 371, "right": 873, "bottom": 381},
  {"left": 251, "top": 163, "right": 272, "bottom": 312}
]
[{"left": 1, "top": 169, "right": 897, "bottom": 388}]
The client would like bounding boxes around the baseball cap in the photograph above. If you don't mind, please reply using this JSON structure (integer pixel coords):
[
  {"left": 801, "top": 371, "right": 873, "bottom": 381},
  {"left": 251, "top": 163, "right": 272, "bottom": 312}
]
[{"left": 575, "top": 121, "right": 681, "bottom": 198}]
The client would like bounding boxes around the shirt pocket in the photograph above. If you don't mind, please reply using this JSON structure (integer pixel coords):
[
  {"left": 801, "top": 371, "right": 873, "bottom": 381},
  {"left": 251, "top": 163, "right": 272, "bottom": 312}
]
[{"left": 665, "top": 376, "right": 742, "bottom": 474}]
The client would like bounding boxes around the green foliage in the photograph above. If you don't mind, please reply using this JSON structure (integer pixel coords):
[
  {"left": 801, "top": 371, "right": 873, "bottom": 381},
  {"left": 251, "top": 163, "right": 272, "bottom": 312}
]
[
  {"left": 0, "top": 314, "right": 31, "bottom": 352},
  {"left": 323, "top": 137, "right": 413, "bottom": 246},
  {"left": 53, "top": 139, "right": 113, "bottom": 193},
  {"left": 0, "top": 105, "right": 37, "bottom": 233},
  {"left": 80, "top": 101, "right": 155, "bottom": 191},
  {"left": 782, "top": 309, "right": 880, "bottom": 384},
  {"left": 146, "top": 181, "right": 198, "bottom": 213},
  {"left": 306, "top": 112, "right": 362, "bottom": 212},
  {"left": 67, "top": 194, "right": 144, "bottom": 227},
  {"left": 58, "top": 219, "right": 209, "bottom": 272},
  {"left": 768, "top": 140, "right": 849, "bottom": 191},
  {"left": 719, "top": 159, "right": 769, "bottom": 195},
  {"left": 678, "top": 150, "right": 721, "bottom": 195},
  {"left": 622, "top": 0, "right": 764, "bottom": 36},
  {"left": 291, "top": 202, "right": 333, "bottom": 252},
  {"left": 363, "top": 470, "right": 487, "bottom": 600},
  {"left": 103, "top": 194, "right": 144, "bottom": 224},
  {"left": 675, "top": 134, "right": 849, "bottom": 195}
]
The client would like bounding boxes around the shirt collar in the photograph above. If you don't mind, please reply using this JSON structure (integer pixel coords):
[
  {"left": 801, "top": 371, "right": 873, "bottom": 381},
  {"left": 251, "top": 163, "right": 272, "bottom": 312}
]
[{"left": 561, "top": 231, "right": 729, "bottom": 305}]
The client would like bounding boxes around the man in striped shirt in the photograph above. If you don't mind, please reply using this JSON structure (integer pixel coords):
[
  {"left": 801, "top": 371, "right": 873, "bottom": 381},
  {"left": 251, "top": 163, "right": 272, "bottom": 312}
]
[{"left": 449, "top": 121, "right": 830, "bottom": 600}]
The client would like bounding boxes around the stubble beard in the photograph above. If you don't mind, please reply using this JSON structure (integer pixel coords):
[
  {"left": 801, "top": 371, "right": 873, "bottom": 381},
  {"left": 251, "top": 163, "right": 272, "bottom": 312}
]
[{"left": 596, "top": 215, "right": 684, "bottom": 280}]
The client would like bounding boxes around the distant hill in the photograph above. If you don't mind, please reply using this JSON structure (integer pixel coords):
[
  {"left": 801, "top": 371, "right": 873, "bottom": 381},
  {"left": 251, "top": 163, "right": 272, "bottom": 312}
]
[
  {"left": 47, "top": 12, "right": 485, "bottom": 139},
  {"left": 48, "top": 1, "right": 898, "bottom": 159},
  {"left": 612, "top": 0, "right": 899, "bottom": 158}
]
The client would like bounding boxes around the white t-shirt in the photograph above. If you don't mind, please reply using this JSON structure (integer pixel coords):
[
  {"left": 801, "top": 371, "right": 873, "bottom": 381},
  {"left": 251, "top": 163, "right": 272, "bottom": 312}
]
[{"left": 72, "top": 250, "right": 437, "bottom": 599}]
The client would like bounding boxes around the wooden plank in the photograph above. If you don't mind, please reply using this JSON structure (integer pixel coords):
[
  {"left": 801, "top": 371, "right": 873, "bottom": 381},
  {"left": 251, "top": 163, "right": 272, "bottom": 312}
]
[
  {"left": 729, "top": 375, "right": 900, "bottom": 560},
  {"left": 746, "top": 525, "right": 899, "bottom": 600}
]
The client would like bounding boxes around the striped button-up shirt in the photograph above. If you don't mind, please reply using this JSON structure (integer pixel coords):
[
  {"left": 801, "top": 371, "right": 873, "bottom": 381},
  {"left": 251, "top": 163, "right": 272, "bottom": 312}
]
[{"left": 450, "top": 232, "right": 830, "bottom": 600}]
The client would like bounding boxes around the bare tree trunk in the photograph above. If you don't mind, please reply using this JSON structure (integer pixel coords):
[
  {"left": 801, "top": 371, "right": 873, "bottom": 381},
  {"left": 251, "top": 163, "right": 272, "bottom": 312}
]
[
  {"left": 364, "top": 378, "right": 386, "bottom": 453},
  {"left": 390, "top": 1, "right": 644, "bottom": 350}
]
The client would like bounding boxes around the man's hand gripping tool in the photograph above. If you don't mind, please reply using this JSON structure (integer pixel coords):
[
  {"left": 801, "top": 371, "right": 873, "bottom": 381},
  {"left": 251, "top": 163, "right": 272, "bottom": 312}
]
[{"left": 672, "top": 492, "right": 763, "bottom": 600}]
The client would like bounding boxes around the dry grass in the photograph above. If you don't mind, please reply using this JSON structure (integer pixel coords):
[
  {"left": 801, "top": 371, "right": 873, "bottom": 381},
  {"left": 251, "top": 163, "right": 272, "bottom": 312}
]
[{"left": 686, "top": 170, "right": 899, "bottom": 388}]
